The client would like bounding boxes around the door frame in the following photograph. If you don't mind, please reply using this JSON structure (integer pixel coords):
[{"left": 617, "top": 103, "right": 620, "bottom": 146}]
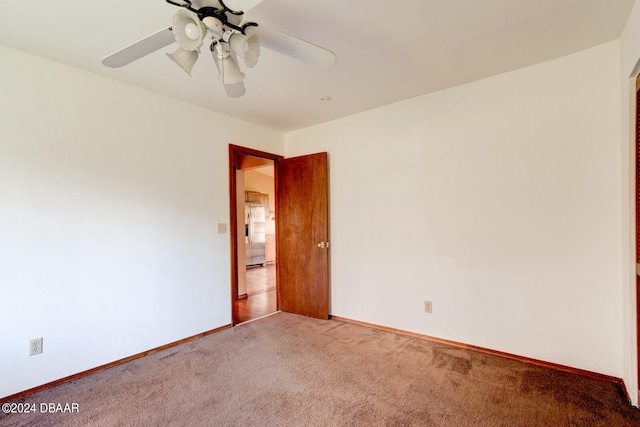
[
  {"left": 228, "top": 144, "right": 284, "bottom": 325},
  {"left": 636, "top": 76, "right": 640, "bottom": 392}
]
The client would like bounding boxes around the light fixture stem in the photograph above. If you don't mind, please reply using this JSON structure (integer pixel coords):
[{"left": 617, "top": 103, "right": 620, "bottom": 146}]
[{"left": 216, "top": 43, "right": 226, "bottom": 81}]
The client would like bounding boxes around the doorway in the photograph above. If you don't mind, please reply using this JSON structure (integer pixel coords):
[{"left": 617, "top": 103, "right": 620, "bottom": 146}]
[
  {"left": 237, "top": 160, "right": 276, "bottom": 322},
  {"left": 229, "top": 145, "right": 331, "bottom": 325},
  {"left": 229, "top": 145, "right": 283, "bottom": 325}
]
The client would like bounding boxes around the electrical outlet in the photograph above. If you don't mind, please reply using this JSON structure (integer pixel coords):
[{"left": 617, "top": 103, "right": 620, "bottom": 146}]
[
  {"left": 424, "top": 301, "right": 432, "bottom": 314},
  {"left": 217, "top": 223, "right": 228, "bottom": 234},
  {"left": 30, "top": 337, "right": 43, "bottom": 356}
]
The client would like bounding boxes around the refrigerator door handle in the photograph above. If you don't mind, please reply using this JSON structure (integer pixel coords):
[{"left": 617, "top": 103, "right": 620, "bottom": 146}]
[{"left": 247, "top": 210, "right": 253, "bottom": 244}]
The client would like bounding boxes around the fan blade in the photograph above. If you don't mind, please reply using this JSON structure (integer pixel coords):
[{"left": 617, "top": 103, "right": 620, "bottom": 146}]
[
  {"left": 223, "top": 82, "right": 246, "bottom": 98},
  {"left": 102, "top": 27, "right": 175, "bottom": 68},
  {"left": 246, "top": 26, "right": 336, "bottom": 68}
]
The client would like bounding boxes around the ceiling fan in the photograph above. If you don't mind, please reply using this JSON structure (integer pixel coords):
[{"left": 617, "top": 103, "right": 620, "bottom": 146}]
[{"left": 101, "top": 0, "right": 337, "bottom": 98}]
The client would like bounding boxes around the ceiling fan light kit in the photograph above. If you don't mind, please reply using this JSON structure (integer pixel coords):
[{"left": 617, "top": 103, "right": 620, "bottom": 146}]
[
  {"left": 212, "top": 43, "right": 246, "bottom": 84},
  {"left": 226, "top": 32, "right": 260, "bottom": 68},
  {"left": 166, "top": 47, "right": 199, "bottom": 75},
  {"left": 173, "top": 9, "right": 207, "bottom": 51},
  {"left": 101, "top": 0, "right": 337, "bottom": 97}
]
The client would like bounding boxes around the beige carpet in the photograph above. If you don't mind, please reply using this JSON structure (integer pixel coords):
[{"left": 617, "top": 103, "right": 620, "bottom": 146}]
[{"left": 2, "top": 312, "right": 639, "bottom": 426}]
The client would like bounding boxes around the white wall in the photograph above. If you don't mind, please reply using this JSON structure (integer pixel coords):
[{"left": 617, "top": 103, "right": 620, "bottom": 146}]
[
  {"left": 0, "top": 45, "right": 284, "bottom": 398},
  {"left": 619, "top": 0, "right": 640, "bottom": 406},
  {"left": 286, "top": 41, "right": 623, "bottom": 377},
  {"left": 2, "top": 19, "right": 635, "bottom": 402}
]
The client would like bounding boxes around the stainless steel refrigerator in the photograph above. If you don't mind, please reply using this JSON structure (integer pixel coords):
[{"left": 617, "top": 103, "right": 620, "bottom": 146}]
[{"left": 245, "top": 203, "right": 266, "bottom": 266}]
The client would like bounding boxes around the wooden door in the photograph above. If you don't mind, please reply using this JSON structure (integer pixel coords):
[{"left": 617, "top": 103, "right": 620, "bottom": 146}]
[{"left": 277, "top": 152, "right": 329, "bottom": 319}]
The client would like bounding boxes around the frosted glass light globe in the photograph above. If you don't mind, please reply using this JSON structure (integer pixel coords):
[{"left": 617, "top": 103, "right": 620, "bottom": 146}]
[{"left": 185, "top": 22, "right": 201, "bottom": 40}]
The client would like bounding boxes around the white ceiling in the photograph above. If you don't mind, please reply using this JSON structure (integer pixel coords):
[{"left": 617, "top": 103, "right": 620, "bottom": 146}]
[{"left": 0, "top": 0, "right": 635, "bottom": 131}]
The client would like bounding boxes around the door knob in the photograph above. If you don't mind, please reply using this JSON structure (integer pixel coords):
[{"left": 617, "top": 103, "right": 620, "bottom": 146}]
[{"left": 317, "top": 242, "right": 329, "bottom": 248}]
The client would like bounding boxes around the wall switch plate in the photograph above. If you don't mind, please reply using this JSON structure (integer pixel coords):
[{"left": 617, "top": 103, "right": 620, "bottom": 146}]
[
  {"left": 424, "top": 301, "right": 432, "bottom": 314},
  {"left": 30, "top": 337, "right": 43, "bottom": 356},
  {"left": 217, "top": 223, "right": 228, "bottom": 234}
]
